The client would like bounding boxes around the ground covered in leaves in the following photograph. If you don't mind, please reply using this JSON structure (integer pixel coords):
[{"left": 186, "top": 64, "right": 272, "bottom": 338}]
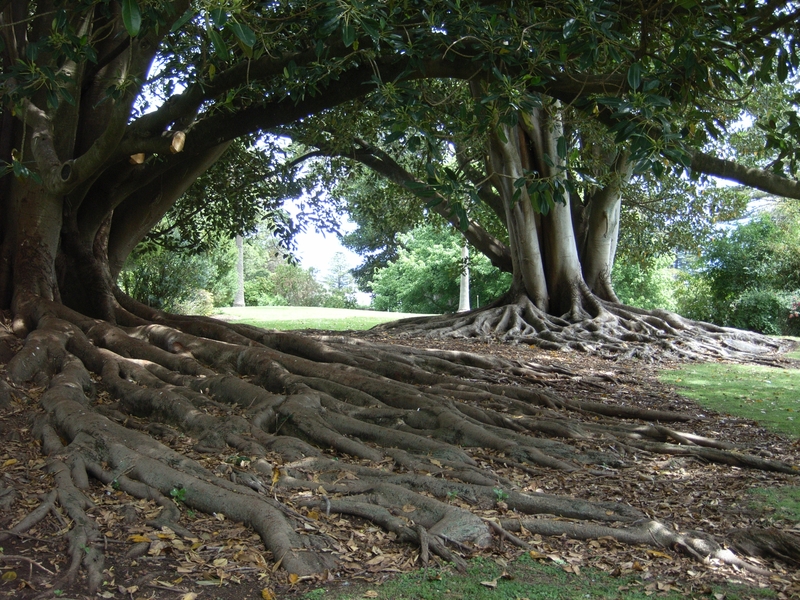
[{"left": 0, "top": 328, "right": 798, "bottom": 599}]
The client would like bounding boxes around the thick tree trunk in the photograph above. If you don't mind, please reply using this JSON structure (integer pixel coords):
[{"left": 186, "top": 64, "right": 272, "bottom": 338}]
[{"left": 577, "top": 154, "right": 630, "bottom": 302}]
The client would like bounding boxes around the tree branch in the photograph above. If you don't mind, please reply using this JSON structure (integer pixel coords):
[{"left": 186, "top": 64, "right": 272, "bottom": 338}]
[{"left": 690, "top": 151, "right": 800, "bottom": 200}]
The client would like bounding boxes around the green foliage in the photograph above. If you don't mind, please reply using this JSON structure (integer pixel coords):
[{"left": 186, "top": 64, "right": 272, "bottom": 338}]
[
  {"left": 611, "top": 255, "right": 677, "bottom": 311},
  {"left": 118, "top": 245, "right": 230, "bottom": 313},
  {"left": 148, "top": 139, "right": 299, "bottom": 254},
  {"left": 369, "top": 225, "right": 511, "bottom": 314},
  {"left": 674, "top": 204, "right": 800, "bottom": 335},
  {"left": 729, "top": 289, "right": 795, "bottom": 336}
]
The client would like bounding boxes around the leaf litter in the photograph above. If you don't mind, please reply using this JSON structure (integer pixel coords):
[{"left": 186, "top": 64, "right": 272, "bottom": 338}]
[{"left": 0, "top": 334, "right": 798, "bottom": 599}]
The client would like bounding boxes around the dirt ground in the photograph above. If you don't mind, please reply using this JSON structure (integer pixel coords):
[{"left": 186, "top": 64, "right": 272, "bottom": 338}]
[{"left": 0, "top": 332, "right": 798, "bottom": 599}]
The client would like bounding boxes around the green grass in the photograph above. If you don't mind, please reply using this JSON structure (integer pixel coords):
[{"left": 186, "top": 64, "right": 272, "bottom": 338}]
[
  {"left": 659, "top": 363, "right": 800, "bottom": 438},
  {"left": 211, "top": 306, "right": 433, "bottom": 331},
  {"left": 302, "top": 555, "right": 774, "bottom": 600},
  {"left": 660, "top": 359, "right": 800, "bottom": 524}
]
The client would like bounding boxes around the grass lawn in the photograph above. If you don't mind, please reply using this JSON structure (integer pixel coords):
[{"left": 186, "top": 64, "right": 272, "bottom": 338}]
[
  {"left": 211, "top": 305, "right": 434, "bottom": 331},
  {"left": 660, "top": 356, "right": 800, "bottom": 527},
  {"left": 301, "top": 554, "right": 773, "bottom": 600},
  {"left": 659, "top": 362, "right": 800, "bottom": 438}
]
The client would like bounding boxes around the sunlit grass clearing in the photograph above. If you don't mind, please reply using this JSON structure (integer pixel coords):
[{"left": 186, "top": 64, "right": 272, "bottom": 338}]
[{"left": 212, "top": 306, "right": 434, "bottom": 331}]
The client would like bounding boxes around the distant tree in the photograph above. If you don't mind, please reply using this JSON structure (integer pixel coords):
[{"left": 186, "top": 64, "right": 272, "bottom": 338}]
[
  {"left": 322, "top": 253, "right": 358, "bottom": 308},
  {"left": 118, "top": 241, "right": 236, "bottom": 313},
  {"left": 675, "top": 204, "right": 800, "bottom": 334},
  {"left": 370, "top": 225, "right": 511, "bottom": 314},
  {"left": 611, "top": 255, "right": 678, "bottom": 312}
]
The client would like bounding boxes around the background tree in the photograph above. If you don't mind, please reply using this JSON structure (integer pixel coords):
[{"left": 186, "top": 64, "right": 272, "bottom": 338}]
[
  {"left": 675, "top": 202, "right": 800, "bottom": 335},
  {"left": 370, "top": 224, "right": 511, "bottom": 314}
]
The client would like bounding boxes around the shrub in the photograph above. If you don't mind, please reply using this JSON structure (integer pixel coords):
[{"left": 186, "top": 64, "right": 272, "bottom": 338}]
[
  {"left": 729, "top": 289, "right": 792, "bottom": 335},
  {"left": 176, "top": 290, "right": 215, "bottom": 316}
]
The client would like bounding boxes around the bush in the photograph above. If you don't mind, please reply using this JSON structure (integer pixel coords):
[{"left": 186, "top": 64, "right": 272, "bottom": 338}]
[
  {"left": 119, "top": 247, "right": 218, "bottom": 313},
  {"left": 728, "top": 289, "right": 792, "bottom": 335},
  {"left": 176, "top": 289, "right": 215, "bottom": 316},
  {"left": 612, "top": 255, "right": 677, "bottom": 311}
]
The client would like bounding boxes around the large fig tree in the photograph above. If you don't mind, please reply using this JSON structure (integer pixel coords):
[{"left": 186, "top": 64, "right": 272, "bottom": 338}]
[{"left": 1, "top": 0, "right": 800, "bottom": 594}]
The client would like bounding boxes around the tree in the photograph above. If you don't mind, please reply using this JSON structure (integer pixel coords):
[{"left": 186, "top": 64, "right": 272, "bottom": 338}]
[
  {"left": 322, "top": 252, "right": 358, "bottom": 308},
  {"left": 2, "top": 1, "right": 800, "bottom": 592},
  {"left": 675, "top": 203, "right": 800, "bottom": 335},
  {"left": 369, "top": 224, "right": 511, "bottom": 314}
]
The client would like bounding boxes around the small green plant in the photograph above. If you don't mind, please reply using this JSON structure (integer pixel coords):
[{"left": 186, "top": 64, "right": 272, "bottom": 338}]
[
  {"left": 170, "top": 486, "right": 187, "bottom": 503},
  {"left": 492, "top": 487, "right": 508, "bottom": 502},
  {"left": 226, "top": 455, "right": 251, "bottom": 467},
  {"left": 447, "top": 490, "right": 459, "bottom": 502},
  {"left": 53, "top": 591, "right": 63, "bottom": 598}
]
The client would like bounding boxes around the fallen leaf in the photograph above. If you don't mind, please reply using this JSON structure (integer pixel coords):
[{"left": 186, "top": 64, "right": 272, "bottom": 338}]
[
  {"left": 261, "top": 589, "right": 276, "bottom": 600},
  {"left": 1, "top": 571, "right": 16, "bottom": 581},
  {"left": 127, "top": 534, "right": 152, "bottom": 543},
  {"left": 529, "top": 550, "right": 547, "bottom": 559},
  {"left": 480, "top": 578, "right": 498, "bottom": 588},
  {"left": 170, "top": 131, "right": 186, "bottom": 154},
  {"left": 288, "top": 573, "right": 300, "bottom": 585},
  {"left": 401, "top": 504, "right": 416, "bottom": 513},
  {"left": 180, "top": 594, "right": 198, "bottom": 600},
  {"left": 363, "top": 592, "right": 379, "bottom": 598}
]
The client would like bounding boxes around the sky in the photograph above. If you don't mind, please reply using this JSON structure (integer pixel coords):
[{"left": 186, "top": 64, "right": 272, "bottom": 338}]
[{"left": 292, "top": 225, "right": 374, "bottom": 306}]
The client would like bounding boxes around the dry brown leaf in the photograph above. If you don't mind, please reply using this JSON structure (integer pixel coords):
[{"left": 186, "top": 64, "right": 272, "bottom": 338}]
[
  {"left": 480, "top": 578, "right": 498, "bottom": 588},
  {"left": 363, "top": 592, "right": 379, "bottom": 598},
  {"left": 645, "top": 549, "right": 672, "bottom": 559},
  {"left": 261, "top": 589, "right": 277, "bottom": 600},
  {"left": 180, "top": 594, "right": 198, "bottom": 600},
  {"left": 528, "top": 550, "right": 547, "bottom": 559},
  {"left": 129, "top": 153, "right": 145, "bottom": 164},
  {"left": 170, "top": 131, "right": 186, "bottom": 154},
  {"left": 401, "top": 504, "right": 416, "bottom": 513},
  {"left": 127, "top": 534, "right": 152, "bottom": 543},
  {"left": 288, "top": 573, "right": 300, "bottom": 585}
]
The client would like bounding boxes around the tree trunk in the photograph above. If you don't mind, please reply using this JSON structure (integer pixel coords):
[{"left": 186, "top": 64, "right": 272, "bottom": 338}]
[
  {"left": 234, "top": 234, "right": 246, "bottom": 307},
  {"left": 458, "top": 242, "right": 470, "bottom": 312}
]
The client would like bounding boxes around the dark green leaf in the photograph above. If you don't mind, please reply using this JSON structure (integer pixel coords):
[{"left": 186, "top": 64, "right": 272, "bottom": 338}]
[
  {"left": 556, "top": 136, "right": 567, "bottom": 160},
  {"left": 342, "top": 23, "right": 356, "bottom": 48},
  {"left": 170, "top": 8, "right": 195, "bottom": 32},
  {"left": 210, "top": 9, "right": 227, "bottom": 28},
  {"left": 627, "top": 63, "right": 641, "bottom": 91},
  {"left": 229, "top": 22, "right": 256, "bottom": 48},
  {"left": 121, "top": 0, "right": 141, "bottom": 37},
  {"left": 208, "top": 28, "right": 230, "bottom": 60}
]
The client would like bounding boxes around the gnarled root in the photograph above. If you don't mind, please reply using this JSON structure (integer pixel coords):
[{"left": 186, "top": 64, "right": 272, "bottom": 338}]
[{"left": 0, "top": 294, "right": 797, "bottom": 594}]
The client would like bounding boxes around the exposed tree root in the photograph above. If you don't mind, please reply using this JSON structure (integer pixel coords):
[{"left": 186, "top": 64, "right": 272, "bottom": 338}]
[
  {"left": 1, "top": 293, "right": 797, "bottom": 593},
  {"left": 370, "top": 293, "right": 789, "bottom": 362}
]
